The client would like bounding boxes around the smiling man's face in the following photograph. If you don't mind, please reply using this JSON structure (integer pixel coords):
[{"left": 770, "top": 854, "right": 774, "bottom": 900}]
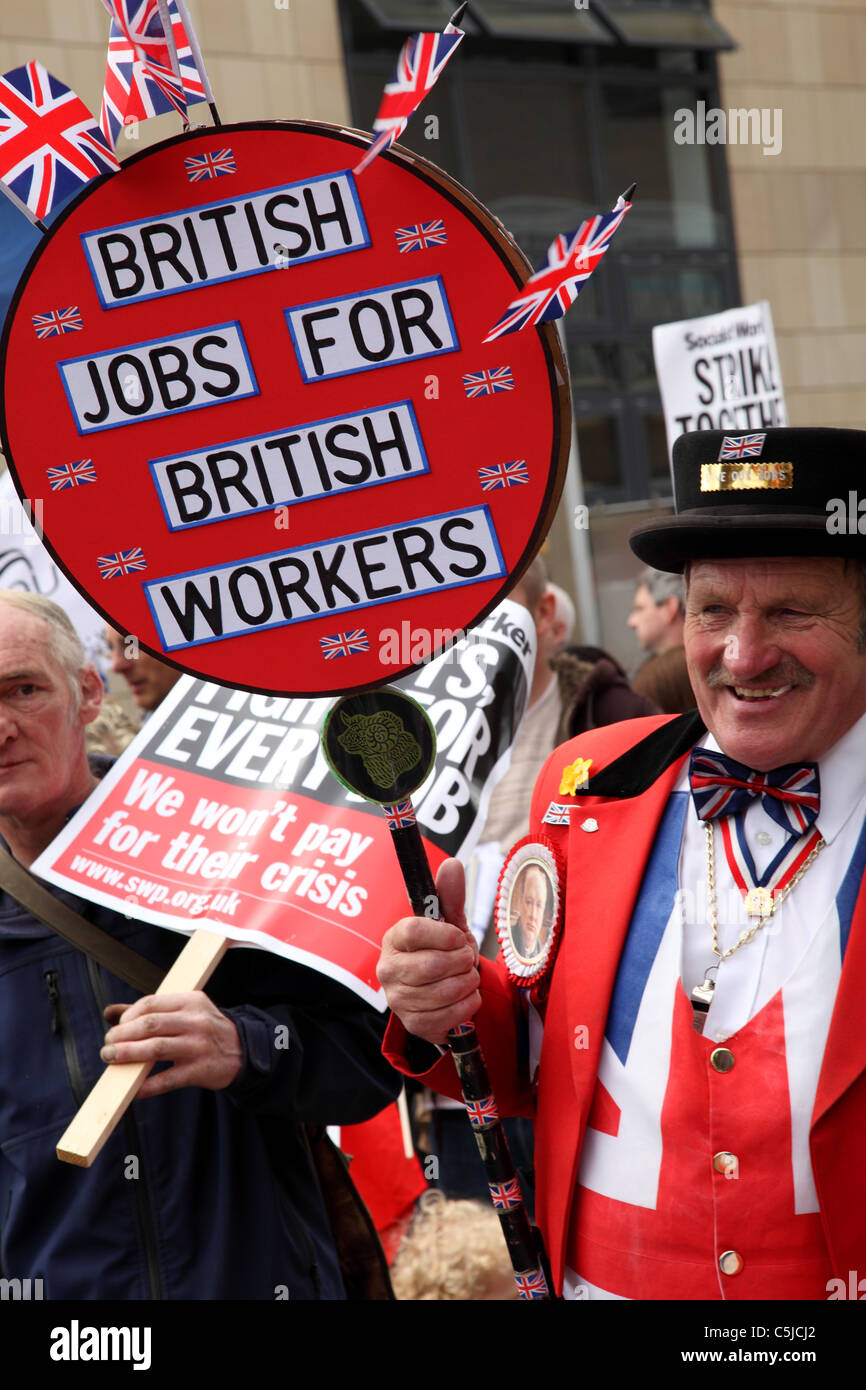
[{"left": 684, "top": 557, "right": 866, "bottom": 769}]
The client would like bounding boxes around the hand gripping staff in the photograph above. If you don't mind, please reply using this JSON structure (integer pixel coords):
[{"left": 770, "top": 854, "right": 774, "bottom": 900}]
[{"left": 322, "top": 687, "right": 550, "bottom": 1300}]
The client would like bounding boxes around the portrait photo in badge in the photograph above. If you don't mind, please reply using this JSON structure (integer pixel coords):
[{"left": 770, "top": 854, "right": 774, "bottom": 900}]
[
  {"left": 508, "top": 860, "right": 555, "bottom": 963},
  {"left": 496, "top": 837, "right": 563, "bottom": 985}
]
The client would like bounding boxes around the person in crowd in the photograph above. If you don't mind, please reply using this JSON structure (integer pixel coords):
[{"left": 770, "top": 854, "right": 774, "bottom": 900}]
[
  {"left": 425, "top": 559, "right": 656, "bottom": 1211},
  {"left": 546, "top": 582, "right": 576, "bottom": 652},
  {"left": 551, "top": 642, "right": 659, "bottom": 743},
  {"left": 85, "top": 695, "right": 140, "bottom": 755},
  {"left": 631, "top": 644, "right": 698, "bottom": 714},
  {"left": 627, "top": 566, "right": 685, "bottom": 656},
  {"left": 390, "top": 1190, "right": 518, "bottom": 1300},
  {"left": 480, "top": 559, "right": 657, "bottom": 865},
  {"left": 0, "top": 592, "right": 399, "bottom": 1298},
  {"left": 105, "top": 624, "right": 181, "bottom": 716},
  {"left": 379, "top": 427, "right": 866, "bottom": 1300}
]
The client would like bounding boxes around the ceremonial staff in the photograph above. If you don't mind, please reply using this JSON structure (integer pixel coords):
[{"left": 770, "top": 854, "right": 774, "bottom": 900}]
[{"left": 323, "top": 687, "right": 550, "bottom": 1300}]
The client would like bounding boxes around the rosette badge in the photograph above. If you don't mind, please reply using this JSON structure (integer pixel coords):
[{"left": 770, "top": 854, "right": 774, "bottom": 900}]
[{"left": 495, "top": 835, "right": 565, "bottom": 988}]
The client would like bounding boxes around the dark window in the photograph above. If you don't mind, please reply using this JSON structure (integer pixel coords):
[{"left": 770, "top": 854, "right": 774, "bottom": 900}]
[{"left": 599, "top": 1, "right": 735, "bottom": 52}]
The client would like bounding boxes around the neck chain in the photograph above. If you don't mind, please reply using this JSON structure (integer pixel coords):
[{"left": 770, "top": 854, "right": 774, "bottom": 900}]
[{"left": 690, "top": 819, "right": 826, "bottom": 1022}]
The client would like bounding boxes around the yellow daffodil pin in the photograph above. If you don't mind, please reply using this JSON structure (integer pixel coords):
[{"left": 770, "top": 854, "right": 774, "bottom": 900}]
[{"left": 559, "top": 756, "right": 592, "bottom": 797}]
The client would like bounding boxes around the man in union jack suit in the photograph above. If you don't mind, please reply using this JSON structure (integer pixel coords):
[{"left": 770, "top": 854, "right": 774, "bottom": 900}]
[{"left": 380, "top": 427, "right": 866, "bottom": 1300}]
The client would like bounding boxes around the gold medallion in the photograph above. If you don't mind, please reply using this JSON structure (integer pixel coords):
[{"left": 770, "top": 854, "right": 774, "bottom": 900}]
[{"left": 744, "top": 885, "right": 774, "bottom": 918}]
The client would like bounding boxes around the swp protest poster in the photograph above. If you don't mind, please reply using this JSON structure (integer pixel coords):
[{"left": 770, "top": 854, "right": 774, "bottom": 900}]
[
  {"left": 1, "top": 121, "right": 568, "bottom": 696},
  {"left": 652, "top": 299, "right": 787, "bottom": 463},
  {"left": 33, "top": 600, "right": 534, "bottom": 1006}
]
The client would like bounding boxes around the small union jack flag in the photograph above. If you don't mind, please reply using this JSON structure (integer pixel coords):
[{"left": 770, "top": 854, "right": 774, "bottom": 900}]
[
  {"left": 514, "top": 1267, "right": 549, "bottom": 1299},
  {"left": 450, "top": 1022, "right": 474, "bottom": 1035},
  {"left": 395, "top": 219, "right": 447, "bottom": 253},
  {"left": 184, "top": 147, "right": 235, "bottom": 182},
  {"left": 355, "top": 6, "right": 466, "bottom": 174},
  {"left": 98, "top": 546, "right": 147, "bottom": 579},
  {"left": 718, "top": 433, "right": 766, "bottom": 460},
  {"left": 464, "top": 1095, "right": 499, "bottom": 1129},
  {"left": 0, "top": 61, "right": 118, "bottom": 220},
  {"left": 32, "top": 306, "right": 83, "bottom": 338},
  {"left": 484, "top": 188, "right": 633, "bottom": 341},
  {"left": 383, "top": 799, "right": 416, "bottom": 830},
  {"left": 478, "top": 460, "right": 529, "bottom": 491},
  {"left": 319, "top": 629, "right": 370, "bottom": 660},
  {"left": 488, "top": 1178, "right": 523, "bottom": 1210},
  {"left": 99, "top": 0, "right": 212, "bottom": 148},
  {"left": 542, "top": 801, "right": 571, "bottom": 826},
  {"left": 463, "top": 367, "right": 514, "bottom": 398},
  {"left": 46, "top": 459, "right": 97, "bottom": 491}
]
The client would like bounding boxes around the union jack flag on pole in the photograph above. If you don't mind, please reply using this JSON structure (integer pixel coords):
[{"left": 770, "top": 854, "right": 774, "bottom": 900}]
[
  {"left": 464, "top": 1095, "right": 500, "bottom": 1128},
  {"left": 484, "top": 184, "right": 635, "bottom": 342},
  {"left": 354, "top": 3, "right": 467, "bottom": 174},
  {"left": 31, "top": 307, "right": 83, "bottom": 338},
  {"left": 46, "top": 460, "right": 97, "bottom": 491},
  {"left": 0, "top": 62, "right": 118, "bottom": 224},
  {"left": 383, "top": 800, "right": 417, "bottom": 831},
  {"left": 514, "top": 1267, "right": 549, "bottom": 1299},
  {"left": 488, "top": 1177, "right": 523, "bottom": 1210},
  {"left": 98, "top": 0, "right": 214, "bottom": 148},
  {"left": 98, "top": 547, "right": 147, "bottom": 579}
]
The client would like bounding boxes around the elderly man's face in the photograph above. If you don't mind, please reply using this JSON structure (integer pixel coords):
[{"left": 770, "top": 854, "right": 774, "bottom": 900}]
[
  {"left": 518, "top": 867, "right": 547, "bottom": 953},
  {"left": 0, "top": 608, "right": 101, "bottom": 824},
  {"left": 685, "top": 557, "right": 866, "bottom": 769}
]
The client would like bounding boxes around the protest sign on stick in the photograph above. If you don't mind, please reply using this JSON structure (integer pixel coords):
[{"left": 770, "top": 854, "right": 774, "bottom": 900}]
[
  {"left": 1, "top": 118, "right": 565, "bottom": 1166},
  {"left": 652, "top": 299, "right": 787, "bottom": 467},
  {"left": 37, "top": 600, "right": 535, "bottom": 1162},
  {"left": 1, "top": 122, "right": 569, "bottom": 696}
]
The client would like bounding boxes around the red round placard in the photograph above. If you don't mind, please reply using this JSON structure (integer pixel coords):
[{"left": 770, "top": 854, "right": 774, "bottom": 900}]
[{"left": 0, "top": 121, "right": 569, "bottom": 695}]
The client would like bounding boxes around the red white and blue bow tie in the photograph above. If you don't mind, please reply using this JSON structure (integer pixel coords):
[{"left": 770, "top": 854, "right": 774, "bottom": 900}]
[{"left": 688, "top": 748, "right": 820, "bottom": 833}]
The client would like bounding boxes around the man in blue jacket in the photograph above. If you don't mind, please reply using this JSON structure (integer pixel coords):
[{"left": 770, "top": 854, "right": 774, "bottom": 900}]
[{"left": 0, "top": 591, "right": 398, "bottom": 1299}]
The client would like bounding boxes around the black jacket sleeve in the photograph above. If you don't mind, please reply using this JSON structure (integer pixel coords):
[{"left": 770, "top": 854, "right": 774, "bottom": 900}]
[{"left": 211, "top": 946, "right": 401, "bottom": 1124}]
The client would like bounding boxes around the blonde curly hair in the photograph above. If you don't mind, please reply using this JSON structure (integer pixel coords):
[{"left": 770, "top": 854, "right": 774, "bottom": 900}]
[{"left": 390, "top": 1190, "right": 517, "bottom": 1301}]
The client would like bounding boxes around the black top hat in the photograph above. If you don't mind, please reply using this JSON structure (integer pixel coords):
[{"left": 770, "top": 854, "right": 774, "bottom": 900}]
[{"left": 629, "top": 427, "right": 866, "bottom": 573}]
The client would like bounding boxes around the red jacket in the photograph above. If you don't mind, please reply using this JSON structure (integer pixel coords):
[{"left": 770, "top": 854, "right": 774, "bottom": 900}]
[{"left": 384, "top": 715, "right": 866, "bottom": 1295}]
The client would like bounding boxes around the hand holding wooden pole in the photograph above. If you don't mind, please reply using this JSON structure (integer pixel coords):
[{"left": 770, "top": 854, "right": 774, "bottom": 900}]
[{"left": 56, "top": 928, "right": 228, "bottom": 1167}]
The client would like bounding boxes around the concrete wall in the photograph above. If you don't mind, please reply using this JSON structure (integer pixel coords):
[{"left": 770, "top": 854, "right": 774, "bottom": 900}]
[
  {"left": 715, "top": 0, "right": 866, "bottom": 430},
  {"left": 0, "top": 0, "right": 350, "bottom": 142}
]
